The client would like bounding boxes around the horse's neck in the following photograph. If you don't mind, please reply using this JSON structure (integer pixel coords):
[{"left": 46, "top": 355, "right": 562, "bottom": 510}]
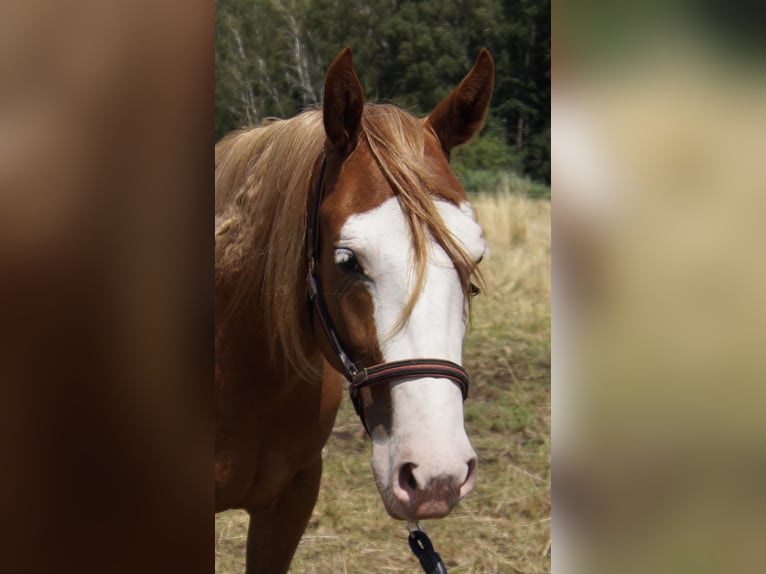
[{"left": 216, "top": 312, "right": 321, "bottom": 395}]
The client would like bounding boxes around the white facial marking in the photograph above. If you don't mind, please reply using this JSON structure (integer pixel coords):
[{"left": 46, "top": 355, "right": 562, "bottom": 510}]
[
  {"left": 458, "top": 200, "right": 476, "bottom": 219},
  {"left": 339, "top": 198, "right": 485, "bottom": 352},
  {"left": 338, "top": 196, "right": 486, "bottom": 519}
]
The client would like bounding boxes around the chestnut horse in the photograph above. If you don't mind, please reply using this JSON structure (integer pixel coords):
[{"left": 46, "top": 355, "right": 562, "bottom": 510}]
[{"left": 215, "top": 47, "right": 494, "bottom": 572}]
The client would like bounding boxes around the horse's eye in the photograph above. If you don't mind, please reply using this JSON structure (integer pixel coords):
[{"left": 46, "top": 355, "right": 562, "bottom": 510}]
[
  {"left": 335, "top": 248, "right": 364, "bottom": 275},
  {"left": 469, "top": 283, "right": 481, "bottom": 297}
]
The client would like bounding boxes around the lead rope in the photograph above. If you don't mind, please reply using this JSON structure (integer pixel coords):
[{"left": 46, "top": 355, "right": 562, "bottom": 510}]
[{"left": 407, "top": 522, "right": 449, "bottom": 574}]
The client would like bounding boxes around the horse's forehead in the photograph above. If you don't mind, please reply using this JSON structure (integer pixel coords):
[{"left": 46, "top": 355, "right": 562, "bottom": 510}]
[
  {"left": 330, "top": 144, "right": 392, "bottom": 216},
  {"left": 325, "top": 130, "right": 466, "bottom": 229},
  {"left": 338, "top": 196, "right": 484, "bottom": 265}
]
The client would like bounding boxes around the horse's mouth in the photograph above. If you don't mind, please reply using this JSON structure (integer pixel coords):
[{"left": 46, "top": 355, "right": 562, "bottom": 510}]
[
  {"left": 383, "top": 498, "right": 458, "bottom": 521},
  {"left": 379, "top": 478, "right": 466, "bottom": 521}
]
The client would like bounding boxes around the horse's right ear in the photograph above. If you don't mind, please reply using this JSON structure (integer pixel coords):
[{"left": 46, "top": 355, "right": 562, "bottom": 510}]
[{"left": 323, "top": 47, "right": 364, "bottom": 155}]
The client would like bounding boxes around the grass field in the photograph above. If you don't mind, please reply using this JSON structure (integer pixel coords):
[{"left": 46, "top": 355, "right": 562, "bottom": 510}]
[{"left": 216, "top": 191, "right": 551, "bottom": 573}]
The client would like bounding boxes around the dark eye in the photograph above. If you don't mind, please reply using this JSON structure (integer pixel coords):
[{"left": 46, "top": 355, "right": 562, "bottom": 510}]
[
  {"left": 469, "top": 283, "right": 481, "bottom": 297},
  {"left": 335, "top": 248, "right": 364, "bottom": 275}
]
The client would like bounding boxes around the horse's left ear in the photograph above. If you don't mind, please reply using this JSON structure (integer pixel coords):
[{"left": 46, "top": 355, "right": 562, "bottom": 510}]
[
  {"left": 323, "top": 47, "right": 364, "bottom": 156},
  {"left": 426, "top": 49, "right": 495, "bottom": 154}
]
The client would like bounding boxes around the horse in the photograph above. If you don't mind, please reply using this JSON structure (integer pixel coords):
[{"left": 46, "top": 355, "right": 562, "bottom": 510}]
[{"left": 215, "top": 47, "right": 494, "bottom": 573}]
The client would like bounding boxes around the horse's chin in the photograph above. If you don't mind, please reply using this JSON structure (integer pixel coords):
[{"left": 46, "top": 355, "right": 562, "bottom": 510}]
[{"left": 381, "top": 499, "right": 455, "bottom": 521}]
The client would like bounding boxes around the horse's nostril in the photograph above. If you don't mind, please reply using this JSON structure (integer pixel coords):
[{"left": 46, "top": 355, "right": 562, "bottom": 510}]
[
  {"left": 399, "top": 463, "right": 418, "bottom": 491},
  {"left": 459, "top": 456, "right": 478, "bottom": 497},
  {"left": 465, "top": 457, "right": 477, "bottom": 484}
]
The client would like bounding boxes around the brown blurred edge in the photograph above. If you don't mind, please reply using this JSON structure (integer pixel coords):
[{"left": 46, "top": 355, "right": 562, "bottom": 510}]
[{"left": 0, "top": 1, "right": 214, "bottom": 572}]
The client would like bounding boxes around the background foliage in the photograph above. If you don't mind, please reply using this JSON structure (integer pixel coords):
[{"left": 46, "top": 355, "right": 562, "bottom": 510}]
[{"left": 215, "top": 0, "right": 550, "bottom": 184}]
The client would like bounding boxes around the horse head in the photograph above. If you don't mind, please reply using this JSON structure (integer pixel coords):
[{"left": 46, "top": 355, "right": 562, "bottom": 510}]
[{"left": 311, "top": 47, "right": 494, "bottom": 521}]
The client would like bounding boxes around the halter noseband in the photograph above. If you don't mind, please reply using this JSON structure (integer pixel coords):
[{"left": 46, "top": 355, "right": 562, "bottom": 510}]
[{"left": 306, "top": 158, "right": 470, "bottom": 433}]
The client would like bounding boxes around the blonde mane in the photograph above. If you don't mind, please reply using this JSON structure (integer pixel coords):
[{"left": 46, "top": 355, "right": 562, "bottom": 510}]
[{"left": 215, "top": 104, "right": 480, "bottom": 380}]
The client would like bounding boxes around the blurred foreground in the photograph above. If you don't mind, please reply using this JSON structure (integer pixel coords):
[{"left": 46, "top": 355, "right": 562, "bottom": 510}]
[
  {"left": 554, "top": 3, "right": 766, "bottom": 573},
  {"left": 0, "top": 2, "right": 213, "bottom": 572}
]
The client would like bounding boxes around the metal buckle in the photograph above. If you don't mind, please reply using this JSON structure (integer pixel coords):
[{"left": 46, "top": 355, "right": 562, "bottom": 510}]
[
  {"left": 339, "top": 351, "right": 359, "bottom": 378},
  {"left": 407, "top": 521, "right": 422, "bottom": 534}
]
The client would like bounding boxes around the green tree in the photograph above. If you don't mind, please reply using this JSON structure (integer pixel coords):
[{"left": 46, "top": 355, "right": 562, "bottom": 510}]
[{"left": 215, "top": 0, "right": 550, "bottom": 184}]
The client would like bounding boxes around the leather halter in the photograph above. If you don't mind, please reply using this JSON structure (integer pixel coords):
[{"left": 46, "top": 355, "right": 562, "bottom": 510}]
[{"left": 306, "top": 157, "right": 470, "bottom": 433}]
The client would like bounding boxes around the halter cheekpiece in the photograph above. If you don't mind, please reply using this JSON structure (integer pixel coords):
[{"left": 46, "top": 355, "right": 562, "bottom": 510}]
[{"left": 306, "top": 158, "right": 470, "bottom": 433}]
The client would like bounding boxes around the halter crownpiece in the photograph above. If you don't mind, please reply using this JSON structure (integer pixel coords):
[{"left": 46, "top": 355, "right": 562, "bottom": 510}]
[{"left": 306, "top": 157, "right": 470, "bottom": 433}]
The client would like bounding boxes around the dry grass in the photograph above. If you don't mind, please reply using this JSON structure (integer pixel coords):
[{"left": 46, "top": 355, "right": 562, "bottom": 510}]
[{"left": 216, "top": 191, "right": 551, "bottom": 573}]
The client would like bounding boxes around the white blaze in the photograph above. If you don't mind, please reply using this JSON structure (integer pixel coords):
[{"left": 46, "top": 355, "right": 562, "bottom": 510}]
[{"left": 338, "top": 196, "right": 486, "bottom": 518}]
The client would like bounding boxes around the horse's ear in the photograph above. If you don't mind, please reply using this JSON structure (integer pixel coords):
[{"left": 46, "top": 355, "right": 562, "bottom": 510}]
[
  {"left": 323, "top": 47, "right": 364, "bottom": 155},
  {"left": 426, "top": 49, "right": 495, "bottom": 154}
]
